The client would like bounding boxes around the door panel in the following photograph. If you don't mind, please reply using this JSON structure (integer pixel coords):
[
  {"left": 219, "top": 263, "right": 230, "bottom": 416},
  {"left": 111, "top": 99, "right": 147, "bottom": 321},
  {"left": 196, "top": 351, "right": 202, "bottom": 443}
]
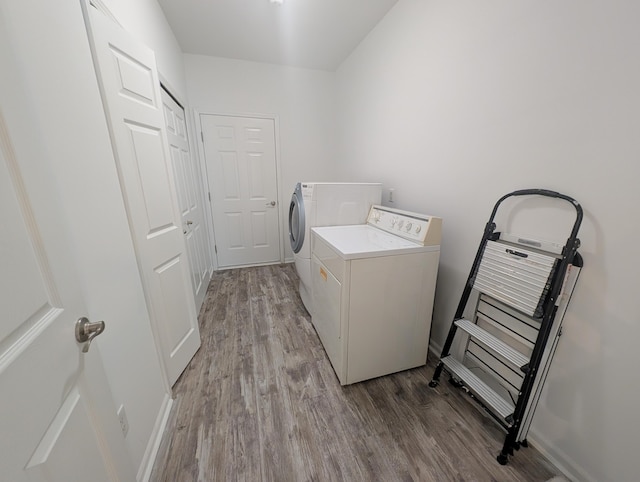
[
  {"left": 248, "top": 153, "right": 269, "bottom": 197},
  {"left": 221, "top": 152, "right": 240, "bottom": 198},
  {"left": 201, "top": 114, "right": 281, "bottom": 268},
  {"left": 226, "top": 213, "right": 244, "bottom": 247},
  {"left": 0, "top": 30, "right": 133, "bottom": 478},
  {"left": 0, "top": 185, "right": 51, "bottom": 340},
  {"left": 25, "top": 388, "right": 111, "bottom": 482},
  {"left": 112, "top": 49, "right": 156, "bottom": 105},
  {"left": 161, "top": 89, "right": 211, "bottom": 311},
  {"left": 251, "top": 212, "right": 269, "bottom": 246},
  {"left": 85, "top": 6, "right": 200, "bottom": 386},
  {"left": 127, "top": 123, "right": 176, "bottom": 229}
]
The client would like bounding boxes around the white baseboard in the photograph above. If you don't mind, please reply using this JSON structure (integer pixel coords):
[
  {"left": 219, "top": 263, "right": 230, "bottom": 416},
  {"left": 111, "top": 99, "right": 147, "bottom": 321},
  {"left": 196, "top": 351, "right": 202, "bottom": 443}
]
[
  {"left": 428, "top": 339, "right": 443, "bottom": 360},
  {"left": 136, "top": 393, "right": 173, "bottom": 482},
  {"left": 527, "top": 429, "right": 594, "bottom": 482}
]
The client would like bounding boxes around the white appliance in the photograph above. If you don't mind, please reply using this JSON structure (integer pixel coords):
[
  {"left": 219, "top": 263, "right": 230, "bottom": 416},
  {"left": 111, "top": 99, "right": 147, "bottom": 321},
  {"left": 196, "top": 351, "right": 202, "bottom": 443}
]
[
  {"left": 311, "top": 205, "right": 442, "bottom": 385},
  {"left": 288, "top": 182, "right": 382, "bottom": 315}
]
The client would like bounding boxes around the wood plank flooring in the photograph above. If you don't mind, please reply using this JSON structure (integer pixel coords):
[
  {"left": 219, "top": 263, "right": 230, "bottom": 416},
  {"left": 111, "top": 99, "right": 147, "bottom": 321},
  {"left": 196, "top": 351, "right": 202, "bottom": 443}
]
[{"left": 150, "top": 264, "right": 560, "bottom": 482}]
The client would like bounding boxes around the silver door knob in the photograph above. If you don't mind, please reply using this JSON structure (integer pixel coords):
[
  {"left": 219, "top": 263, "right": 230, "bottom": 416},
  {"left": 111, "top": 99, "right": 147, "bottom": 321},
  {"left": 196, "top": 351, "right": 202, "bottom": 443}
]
[
  {"left": 186, "top": 220, "right": 193, "bottom": 225},
  {"left": 266, "top": 201, "right": 276, "bottom": 206},
  {"left": 75, "top": 317, "right": 105, "bottom": 353}
]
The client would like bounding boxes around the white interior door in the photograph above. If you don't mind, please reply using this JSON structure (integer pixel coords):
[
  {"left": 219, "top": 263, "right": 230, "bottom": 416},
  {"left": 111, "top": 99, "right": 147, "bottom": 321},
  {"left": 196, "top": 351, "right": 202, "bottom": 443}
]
[
  {"left": 161, "top": 89, "right": 211, "bottom": 311},
  {"left": 0, "top": 40, "right": 134, "bottom": 479},
  {"left": 201, "top": 114, "right": 281, "bottom": 268},
  {"left": 84, "top": 5, "right": 200, "bottom": 386}
]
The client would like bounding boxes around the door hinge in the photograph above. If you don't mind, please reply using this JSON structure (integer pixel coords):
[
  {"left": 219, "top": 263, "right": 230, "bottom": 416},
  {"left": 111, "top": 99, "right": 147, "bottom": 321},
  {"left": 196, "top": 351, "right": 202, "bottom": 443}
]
[
  {"left": 208, "top": 192, "right": 211, "bottom": 202},
  {"left": 201, "top": 131, "right": 204, "bottom": 142},
  {"left": 214, "top": 245, "right": 217, "bottom": 254}
]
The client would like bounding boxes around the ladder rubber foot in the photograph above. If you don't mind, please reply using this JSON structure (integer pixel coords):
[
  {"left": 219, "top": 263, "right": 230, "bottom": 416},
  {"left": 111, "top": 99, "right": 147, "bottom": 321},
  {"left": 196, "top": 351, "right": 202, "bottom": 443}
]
[
  {"left": 521, "top": 439, "right": 529, "bottom": 448},
  {"left": 428, "top": 380, "right": 439, "bottom": 388},
  {"left": 497, "top": 453, "right": 509, "bottom": 465},
  {"left": 448, "top": 377, "right": 463, "bottom": 388}
]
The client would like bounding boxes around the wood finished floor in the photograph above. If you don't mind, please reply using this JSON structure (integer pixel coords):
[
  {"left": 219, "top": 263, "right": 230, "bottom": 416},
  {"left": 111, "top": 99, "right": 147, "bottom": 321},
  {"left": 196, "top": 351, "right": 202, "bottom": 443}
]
[{"left": 150, "top": 264, "right": 559, "bottom": 482}]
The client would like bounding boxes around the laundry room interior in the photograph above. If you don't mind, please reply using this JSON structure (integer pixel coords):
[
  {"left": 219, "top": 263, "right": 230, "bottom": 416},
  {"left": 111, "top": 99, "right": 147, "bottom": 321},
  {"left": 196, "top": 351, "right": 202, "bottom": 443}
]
[{"left": 1, "top": 0, "right": 638, "bottom": 481}]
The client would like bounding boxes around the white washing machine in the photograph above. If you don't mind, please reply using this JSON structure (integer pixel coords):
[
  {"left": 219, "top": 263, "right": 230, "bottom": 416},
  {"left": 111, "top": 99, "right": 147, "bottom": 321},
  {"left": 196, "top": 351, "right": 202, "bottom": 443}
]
[
  {"left": 288, "top": 182, "right": 382, "bottom": 315},
  {"left": 311, "top": 205, "right": 442, "bottom": 385}
]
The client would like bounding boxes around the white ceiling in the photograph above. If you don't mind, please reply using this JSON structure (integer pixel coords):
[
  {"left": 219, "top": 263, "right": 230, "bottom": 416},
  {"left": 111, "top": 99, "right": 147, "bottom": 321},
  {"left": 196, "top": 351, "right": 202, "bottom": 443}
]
[{"left": 157, "top": 0, "right": 399, "bottom": 71}]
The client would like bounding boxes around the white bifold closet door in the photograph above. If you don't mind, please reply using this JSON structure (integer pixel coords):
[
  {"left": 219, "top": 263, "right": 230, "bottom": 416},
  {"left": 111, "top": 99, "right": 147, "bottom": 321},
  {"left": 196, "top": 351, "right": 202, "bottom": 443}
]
[{"left": 161, "top": 89, "right": 212, "bottom": 311}]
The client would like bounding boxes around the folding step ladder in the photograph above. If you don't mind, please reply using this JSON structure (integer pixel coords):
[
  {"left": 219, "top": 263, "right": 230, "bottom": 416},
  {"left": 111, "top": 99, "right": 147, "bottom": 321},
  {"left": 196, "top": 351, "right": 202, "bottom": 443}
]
[{"left": 429, "top": 189, "right": 583, "bottom": 465}]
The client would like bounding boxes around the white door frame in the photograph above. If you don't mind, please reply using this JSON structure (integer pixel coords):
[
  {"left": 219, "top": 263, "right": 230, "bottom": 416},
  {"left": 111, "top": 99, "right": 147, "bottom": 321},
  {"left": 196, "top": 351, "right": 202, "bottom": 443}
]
[{"left": 194, "top": 110, "right": 285, "bottom": 271}]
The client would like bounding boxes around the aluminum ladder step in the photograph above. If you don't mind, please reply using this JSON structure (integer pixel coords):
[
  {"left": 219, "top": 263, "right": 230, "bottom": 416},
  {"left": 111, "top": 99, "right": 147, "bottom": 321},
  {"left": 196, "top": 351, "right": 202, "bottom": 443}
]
[
  {"left": 455, "top": 319, "right": 529, "bottom": 370},
  {"left": 441, "top": 355, "right": 515, "bottom": 423}
]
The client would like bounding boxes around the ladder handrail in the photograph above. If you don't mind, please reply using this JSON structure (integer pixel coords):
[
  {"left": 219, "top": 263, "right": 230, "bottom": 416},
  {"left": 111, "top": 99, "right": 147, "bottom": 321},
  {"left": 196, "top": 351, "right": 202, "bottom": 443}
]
[{"left": 490, "top": 189, "right": 583, "bottom": 249}]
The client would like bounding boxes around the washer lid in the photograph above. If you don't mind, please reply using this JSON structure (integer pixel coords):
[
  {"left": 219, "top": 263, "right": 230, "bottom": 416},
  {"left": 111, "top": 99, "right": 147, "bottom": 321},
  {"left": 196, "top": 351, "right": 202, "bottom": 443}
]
[{"left": 312, "top": 225, "right": 439, "bottom": 260}]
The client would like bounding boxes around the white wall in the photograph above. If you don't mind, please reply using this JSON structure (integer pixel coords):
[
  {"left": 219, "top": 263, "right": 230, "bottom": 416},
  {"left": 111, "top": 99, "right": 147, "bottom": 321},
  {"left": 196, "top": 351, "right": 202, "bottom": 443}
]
[
  {"left": 336, "top": 1, "right": 639, "bottom": 481},
  {"left": 184, "top": 55, "right": 341, "bottom": 260},
  {"left": 1, "top": 0, "right": 169, "bottom": 477}
]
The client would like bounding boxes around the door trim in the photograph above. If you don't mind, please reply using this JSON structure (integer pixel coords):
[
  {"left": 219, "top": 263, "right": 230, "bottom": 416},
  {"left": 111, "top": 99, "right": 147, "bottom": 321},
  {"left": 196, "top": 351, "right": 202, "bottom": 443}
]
[{"left": 194, "top": 110, "right": 285, "bottom": 270}]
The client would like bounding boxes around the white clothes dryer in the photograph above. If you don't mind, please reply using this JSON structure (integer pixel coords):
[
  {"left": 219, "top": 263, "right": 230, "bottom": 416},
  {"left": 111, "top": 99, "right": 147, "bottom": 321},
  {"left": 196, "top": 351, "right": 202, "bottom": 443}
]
[
  {"left": 288, "top": 182, "right": 382, "bottom": 315},
  {"left": 311, "top": 205, "right": 442, "bottom": 385}
]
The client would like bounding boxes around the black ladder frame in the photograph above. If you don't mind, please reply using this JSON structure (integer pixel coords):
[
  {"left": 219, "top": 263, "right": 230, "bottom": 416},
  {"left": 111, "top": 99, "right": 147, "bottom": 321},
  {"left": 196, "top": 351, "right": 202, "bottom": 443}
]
[{"left": 429, "top": 189, "right": 583, "bottom": 465}]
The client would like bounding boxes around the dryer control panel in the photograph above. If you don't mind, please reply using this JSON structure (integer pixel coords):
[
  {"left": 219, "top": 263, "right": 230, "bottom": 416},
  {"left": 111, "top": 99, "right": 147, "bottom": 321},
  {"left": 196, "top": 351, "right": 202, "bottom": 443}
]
[{"left": 366, "top": 205, "right": 442, "bottom": 246}]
